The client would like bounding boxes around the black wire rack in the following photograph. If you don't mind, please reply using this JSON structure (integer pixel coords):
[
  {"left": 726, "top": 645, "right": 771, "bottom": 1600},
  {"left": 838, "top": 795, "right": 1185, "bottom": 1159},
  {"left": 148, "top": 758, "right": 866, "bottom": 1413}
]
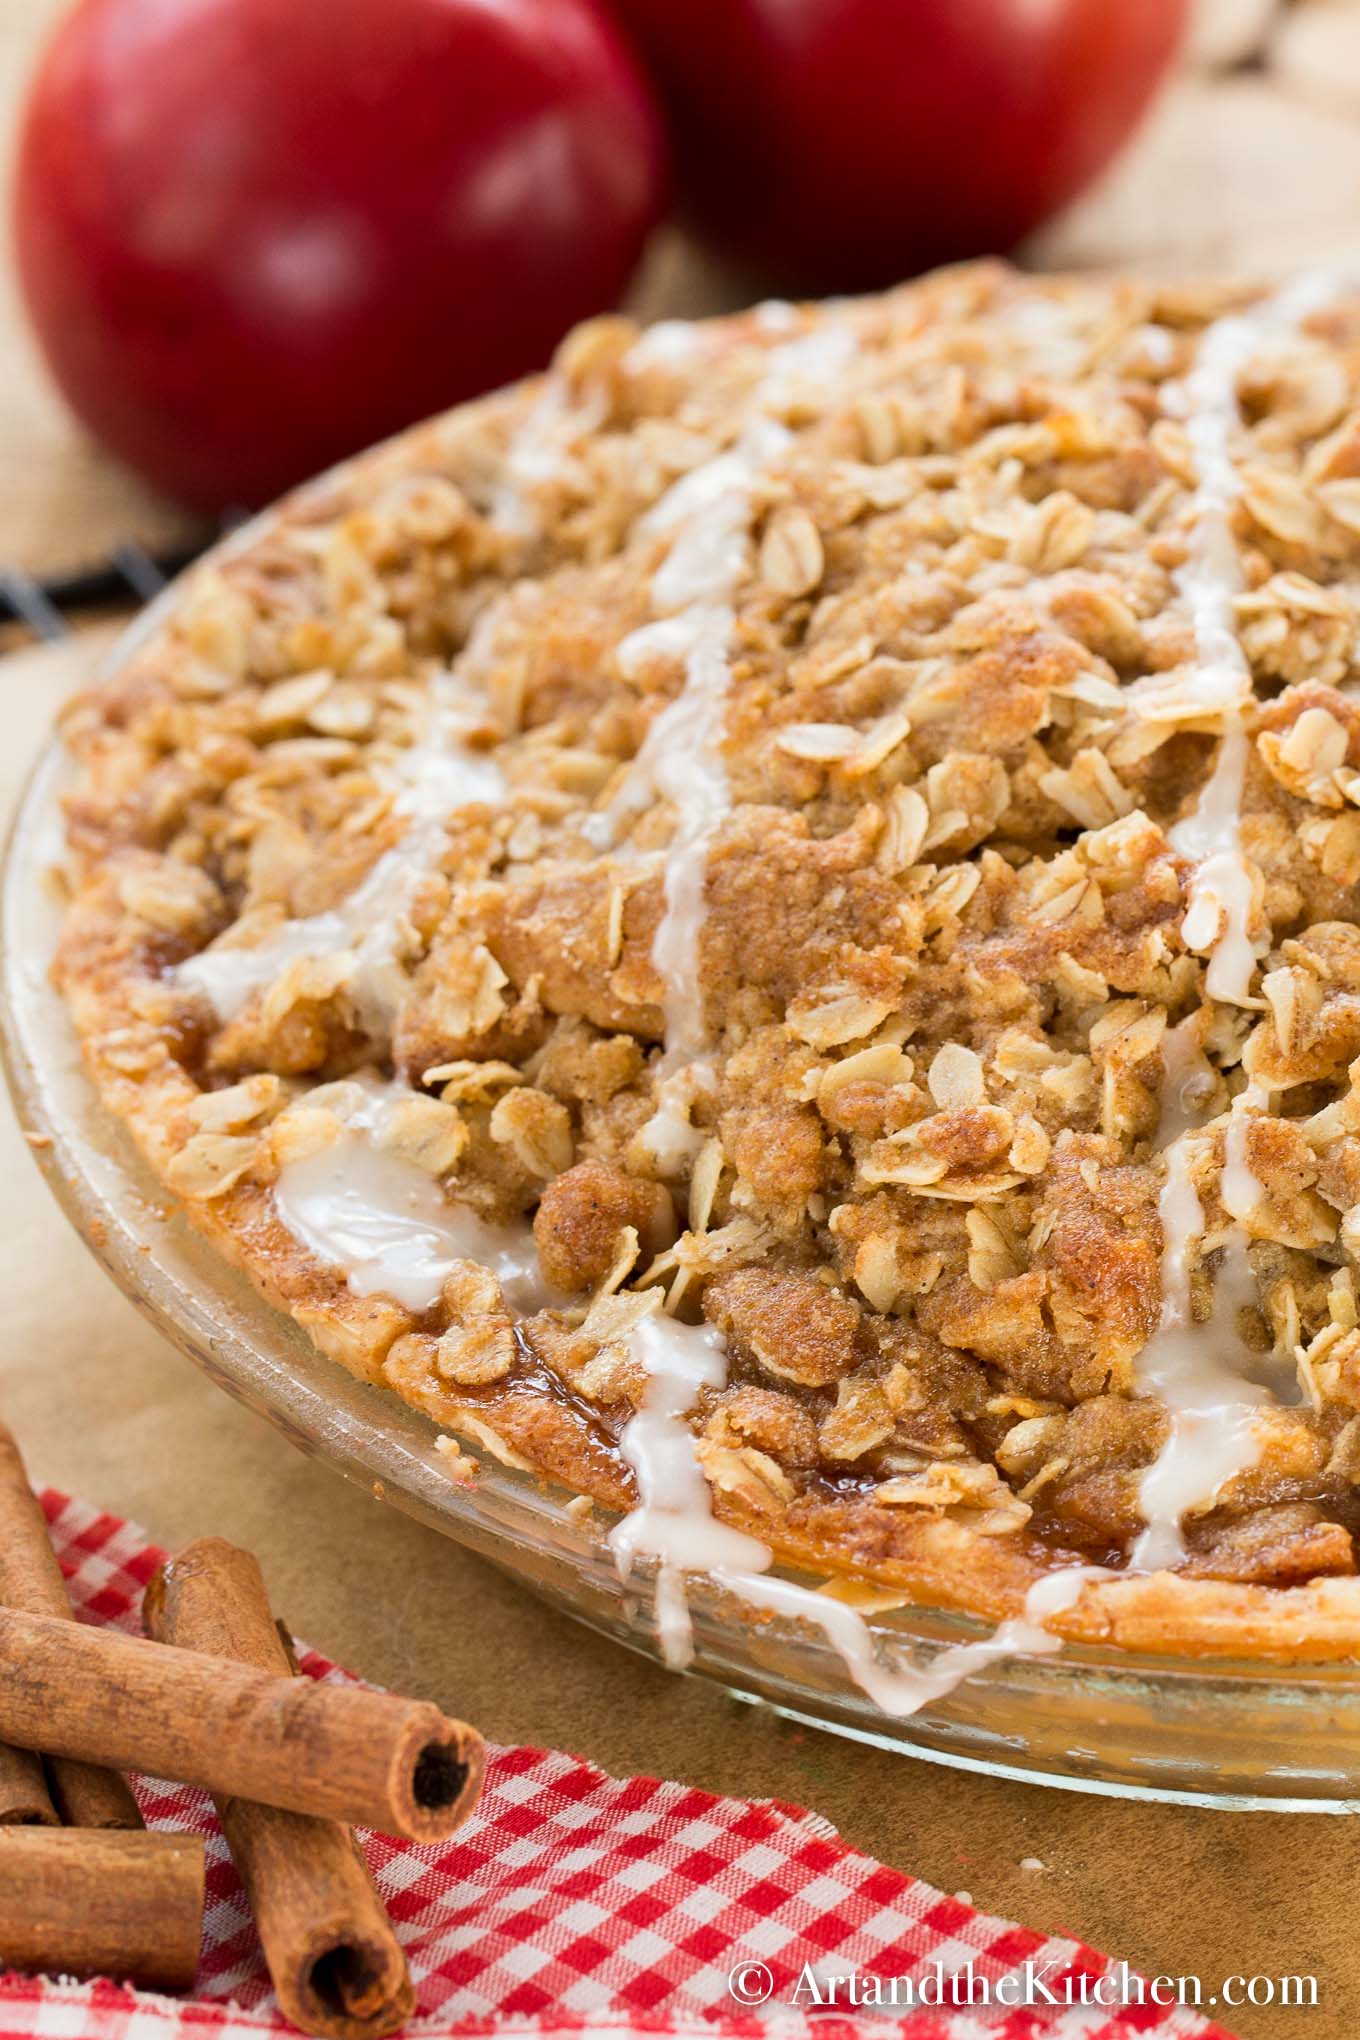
[{"left": 1, "top": 541, "right": 204, "bottom": 643}]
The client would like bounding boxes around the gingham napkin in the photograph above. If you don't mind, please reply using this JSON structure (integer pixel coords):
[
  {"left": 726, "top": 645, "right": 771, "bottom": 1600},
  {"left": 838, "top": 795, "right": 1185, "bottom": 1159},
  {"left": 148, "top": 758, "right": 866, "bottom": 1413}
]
[{"left": 0, "top": 1491, "right": 1237, "bottom": 2040}]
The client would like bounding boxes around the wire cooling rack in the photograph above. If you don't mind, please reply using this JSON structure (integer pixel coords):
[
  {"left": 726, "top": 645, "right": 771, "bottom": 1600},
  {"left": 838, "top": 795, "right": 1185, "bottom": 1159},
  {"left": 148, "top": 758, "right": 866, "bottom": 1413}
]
[{"left": 1, "top": 542, "right": 203, "bottom": 642}]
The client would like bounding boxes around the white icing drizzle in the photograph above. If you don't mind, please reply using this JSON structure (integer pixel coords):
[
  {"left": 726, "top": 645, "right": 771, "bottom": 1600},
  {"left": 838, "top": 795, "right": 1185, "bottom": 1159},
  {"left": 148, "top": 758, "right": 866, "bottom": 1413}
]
[
  {"left": 1166, "top": 267, "right": 1355, "bottom": 1004},
  {"left": 279, "top": 1135, "right": 540, "bottom": 1314},
  {"left": 753, "top": 298, "right": 799, "bottom": 335},
  {"left": 647, "top": 614, "right": 744, "bottom": 1066},
  {"left": 1166, "top": 316, "right": 1270, "bottom": 1008},
  {"left": 648, "top": 421, "right": 793, "bottom": 609},
  {"left": 1132, "top": 1120, "right": 1268, "bottom": 1573},
  {"left": 1157, "top": 1014, "right": 1218, "bottom": 1135},
  {"left": 610, "top": 1316, "right": 771, "bottom": 1668},
  {"left": 1173, "top": 723, "right": 1259, "bottom": 1007},
  {"left": 1131, "top": 274, "right": 1355, "bottom": 1565},
  {"left": 273, "top": 1079, "right": 542, "bottom": 1315},
  {"left": 755, "top": 323, "right": 858, "bottom": 402},
  {"left": 713, "top": 1567, "right": 1100, "bottom": 1717},
  {"left": 611, "top": 1302, "right": 1111, "bottom": 1707},
  {"left": 634, "top": 1063, "right": 712, "bottom": 1177},
  {"left": 612, "top": 421, "right": 794, "bottom": 1165},
  {"left": 178, "top": 673, "right": 504, "bottom": 1029},
  {"left": 1221, "top": 1081, "right": 1270, "bottom": 1222},
  {"left": 1133, "top": 322, "right": 1177, "bottom": 371},
  {"left": 488, "top": 377, "right": 604, "bottom": 536},
  {"left": 625, "top": 319, "right": 704, "bottom": 373},
  {"left": 602, "top": 321, "right": 867, "bottom": 1165}
]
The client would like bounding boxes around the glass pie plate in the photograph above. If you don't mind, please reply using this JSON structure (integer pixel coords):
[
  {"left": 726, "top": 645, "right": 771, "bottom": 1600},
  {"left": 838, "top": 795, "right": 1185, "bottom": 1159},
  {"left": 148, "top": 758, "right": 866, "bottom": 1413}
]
[{"left": 9, "top": 598, "right": 1360, "bottom": 1813}]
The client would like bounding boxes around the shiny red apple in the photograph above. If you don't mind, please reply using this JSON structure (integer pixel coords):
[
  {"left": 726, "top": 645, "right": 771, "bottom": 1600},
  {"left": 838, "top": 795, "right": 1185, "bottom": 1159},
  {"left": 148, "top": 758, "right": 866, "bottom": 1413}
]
[
  {"left": 608, "top": 0, "right": 1188, "bottom": 292},
  {"left": 14, "top": 0, "right": 666, "bottom": 511}
]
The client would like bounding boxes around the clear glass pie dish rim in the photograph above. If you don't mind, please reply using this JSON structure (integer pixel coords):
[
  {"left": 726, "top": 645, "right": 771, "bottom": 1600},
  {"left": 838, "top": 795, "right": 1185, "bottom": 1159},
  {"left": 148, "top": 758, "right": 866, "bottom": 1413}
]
[{"left": 11, "top": 537, "right": 1360, "bottom": 1812}]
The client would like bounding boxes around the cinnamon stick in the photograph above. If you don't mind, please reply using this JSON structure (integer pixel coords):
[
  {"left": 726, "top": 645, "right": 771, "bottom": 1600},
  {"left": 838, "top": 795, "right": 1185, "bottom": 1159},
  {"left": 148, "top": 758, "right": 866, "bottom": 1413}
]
[
  {"left": 0, "top": 1424, "right": 142, "bottom": 1829},
  {"left": 0, "top": 1605, "right": 484, "bottom": 1841},
  {"left": 145, "top": 1540, "right": 414, "bottom": 2040},
  {"left": 0, "top": 1827, "right": 204, "bottom": 1991},
  {"left": 0, "top": 1743, "right": 57, "bottom": 1827}
]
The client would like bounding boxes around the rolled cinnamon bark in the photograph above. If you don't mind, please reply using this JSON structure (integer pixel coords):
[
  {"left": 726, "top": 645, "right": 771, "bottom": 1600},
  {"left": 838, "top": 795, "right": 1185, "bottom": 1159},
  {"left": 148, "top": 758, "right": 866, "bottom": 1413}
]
[
  {"left": 0, "top": 1827, "right": 204, "bottom": 1990},
  {"left": 0, "top": 1424, "right": 142, "bottom": 1829},
  {"left": 145, "top": 1540, "right": 415, "bottom": 2040},
  {"left": 0, "top": 1605, "right": 484, "bottom": 1841},
  {"left": 45, "top": 1755, "right": 142, "bottom": 1830},
  {"left": 0, "top": 1744, "right": 57, "bottom": 1827}
]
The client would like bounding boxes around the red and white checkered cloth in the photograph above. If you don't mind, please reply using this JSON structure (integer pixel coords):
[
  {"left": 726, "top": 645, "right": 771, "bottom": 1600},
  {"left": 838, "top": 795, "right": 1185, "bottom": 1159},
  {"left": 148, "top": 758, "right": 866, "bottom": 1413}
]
[{"left": 0, "top": 1491, "right": 1237, "bottom": 2040}]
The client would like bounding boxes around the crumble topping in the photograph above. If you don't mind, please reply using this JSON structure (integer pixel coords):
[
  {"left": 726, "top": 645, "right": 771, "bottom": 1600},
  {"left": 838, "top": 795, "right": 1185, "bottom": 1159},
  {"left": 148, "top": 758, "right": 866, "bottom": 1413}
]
[{"left": 51, "top": 260, "right": 1360, "bottom": 1668}]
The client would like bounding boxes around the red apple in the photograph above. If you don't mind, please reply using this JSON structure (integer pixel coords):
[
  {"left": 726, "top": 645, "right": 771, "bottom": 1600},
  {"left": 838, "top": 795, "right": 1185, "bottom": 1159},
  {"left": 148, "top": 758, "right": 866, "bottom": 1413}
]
[
  {"left": 14, "top": 0, "right": 666, "bottom": 511},
  {"left": 609, "top": 0, "right": 1188, "bottom": 292}
]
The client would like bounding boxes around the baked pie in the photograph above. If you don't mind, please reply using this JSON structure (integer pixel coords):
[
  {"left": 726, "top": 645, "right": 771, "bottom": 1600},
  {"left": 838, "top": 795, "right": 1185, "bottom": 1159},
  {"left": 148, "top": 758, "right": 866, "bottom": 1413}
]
[{"left": 51, "top": 260, "right": 1360, "bottom": 1685}]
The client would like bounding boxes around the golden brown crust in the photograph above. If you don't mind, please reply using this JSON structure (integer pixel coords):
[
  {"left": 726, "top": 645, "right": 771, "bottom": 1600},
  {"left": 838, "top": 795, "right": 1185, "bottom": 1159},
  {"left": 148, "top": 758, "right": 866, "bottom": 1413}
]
[{"left": 47, "top": 262, "right": 1360, "bottom": 1658}]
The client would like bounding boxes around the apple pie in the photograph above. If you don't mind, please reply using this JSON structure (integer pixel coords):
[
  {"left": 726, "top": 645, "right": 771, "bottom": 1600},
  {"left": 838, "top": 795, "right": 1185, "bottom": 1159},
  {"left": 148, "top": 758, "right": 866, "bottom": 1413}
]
[{"left": 52, "top": 259, "right": 1360, "bottom": 1667}]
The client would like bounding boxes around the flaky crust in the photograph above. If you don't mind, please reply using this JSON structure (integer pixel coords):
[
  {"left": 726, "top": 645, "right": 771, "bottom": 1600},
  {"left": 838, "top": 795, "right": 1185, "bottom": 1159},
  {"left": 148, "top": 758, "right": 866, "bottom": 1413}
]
[{"left": 49, "top": 262, "right": 1360, "bottom": 1659}]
